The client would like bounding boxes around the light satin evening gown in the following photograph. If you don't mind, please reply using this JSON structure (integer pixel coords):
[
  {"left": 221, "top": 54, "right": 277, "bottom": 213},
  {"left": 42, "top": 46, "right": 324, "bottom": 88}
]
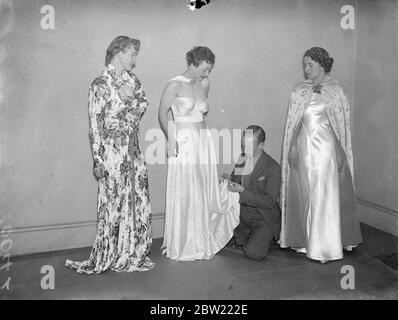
[
  {"left": 295, "top": 92, "right": 343, "bottom": 262},
  {"left": 161, "top": 75, "right": 240, "bottom": 261}
]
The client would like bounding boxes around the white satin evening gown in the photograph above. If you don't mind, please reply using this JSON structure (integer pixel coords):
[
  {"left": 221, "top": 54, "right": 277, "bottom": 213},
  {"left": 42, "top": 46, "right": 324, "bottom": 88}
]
[
  {"left": 161, "top": 75, "right": 240, "bottom": 261},
  {"left": 295, "top": 92, "right": 343, "bottom": 262}
]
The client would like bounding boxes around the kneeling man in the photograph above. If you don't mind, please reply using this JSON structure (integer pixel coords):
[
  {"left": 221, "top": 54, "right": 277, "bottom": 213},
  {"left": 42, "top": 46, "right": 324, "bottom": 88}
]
[{"left": 222, "top": 125, "right": 281, "bottom": 260}]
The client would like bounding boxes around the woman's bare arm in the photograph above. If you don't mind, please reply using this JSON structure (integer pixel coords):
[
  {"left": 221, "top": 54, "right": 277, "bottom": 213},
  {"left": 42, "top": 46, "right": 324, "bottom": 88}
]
[
  {"left": 158, "top": 81, "right": 180, "bottom": 139},
  {"left": 202, "top": 77, "right": 210, "bottom": 98}
]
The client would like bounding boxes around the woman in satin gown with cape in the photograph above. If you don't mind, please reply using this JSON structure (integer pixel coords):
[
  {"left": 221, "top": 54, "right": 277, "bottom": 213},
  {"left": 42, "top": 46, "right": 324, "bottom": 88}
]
[
  {"left": 158, "top": 46, "right": 240, "bottom": 261},
  {"left": 279, "top": 47, "right": 362, "bottom": 263}
]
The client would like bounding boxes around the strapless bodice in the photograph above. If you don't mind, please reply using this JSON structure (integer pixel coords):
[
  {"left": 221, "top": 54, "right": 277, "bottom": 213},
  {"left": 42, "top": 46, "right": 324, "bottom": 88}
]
[
  {"left": 169, "top": 76, "right": 209, "bottom": 123},
  {"left": 172, "top": 97, "right": 208, "bottom": 122}
]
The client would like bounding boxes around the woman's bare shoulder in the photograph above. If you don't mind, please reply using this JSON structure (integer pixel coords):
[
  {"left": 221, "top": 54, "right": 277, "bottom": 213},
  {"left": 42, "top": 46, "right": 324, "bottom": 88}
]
[
  {"left": 163, "top": 79, "right": 182, "bottom": 94},
  {"left": 201, "top": 77, "right": 210, "bottom": 88}
]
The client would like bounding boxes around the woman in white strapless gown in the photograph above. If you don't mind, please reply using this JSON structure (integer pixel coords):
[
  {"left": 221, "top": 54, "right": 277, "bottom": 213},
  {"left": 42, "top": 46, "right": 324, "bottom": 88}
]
[{"left": 158, "top": 47, "right": 240, "bottom": 261}]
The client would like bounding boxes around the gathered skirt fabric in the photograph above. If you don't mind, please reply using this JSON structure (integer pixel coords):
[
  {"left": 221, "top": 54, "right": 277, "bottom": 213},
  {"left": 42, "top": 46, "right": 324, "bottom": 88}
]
[{"left": 162, "top": 122, "right": 240, "bottom": 261}]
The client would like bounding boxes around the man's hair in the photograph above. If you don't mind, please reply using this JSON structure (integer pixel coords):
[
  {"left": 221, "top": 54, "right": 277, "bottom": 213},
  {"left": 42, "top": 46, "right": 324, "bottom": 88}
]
[
  {"left": 105, "top": 36, "right": 141, "bottom": 66},
  {"left": 244, "top": 125, "right": 266, "bottom": 144}
]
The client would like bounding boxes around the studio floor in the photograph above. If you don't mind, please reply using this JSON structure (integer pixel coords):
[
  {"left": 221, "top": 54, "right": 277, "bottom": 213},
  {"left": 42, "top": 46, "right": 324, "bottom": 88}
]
[{"left": 2, "top": 223, "right": 398, "bottom": 300}]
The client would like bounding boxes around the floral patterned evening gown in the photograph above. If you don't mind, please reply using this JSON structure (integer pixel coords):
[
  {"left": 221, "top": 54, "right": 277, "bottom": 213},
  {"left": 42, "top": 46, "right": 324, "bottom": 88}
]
[{"left": 65, "top": 64, "right": 154, "bottom": 274}]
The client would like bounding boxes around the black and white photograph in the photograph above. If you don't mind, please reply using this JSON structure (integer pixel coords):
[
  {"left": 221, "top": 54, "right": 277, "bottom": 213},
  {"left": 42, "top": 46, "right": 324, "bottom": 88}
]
[{"left": 0, "top": 0, "right": 397, "bottom": 305}]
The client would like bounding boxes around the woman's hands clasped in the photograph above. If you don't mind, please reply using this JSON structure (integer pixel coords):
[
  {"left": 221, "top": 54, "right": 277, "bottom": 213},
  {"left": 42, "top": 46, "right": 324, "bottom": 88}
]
[
  {"left": 118, "top": 84, "right": 135, "bottom": 101},
  {"left": 93, "top": 162, "right": 106, "bottom": 180}
]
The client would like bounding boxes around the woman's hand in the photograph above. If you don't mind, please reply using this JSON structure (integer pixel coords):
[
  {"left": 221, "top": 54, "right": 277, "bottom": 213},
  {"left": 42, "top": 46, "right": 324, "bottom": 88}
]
[
  {"left": 118, "top": 85, "right": 134, "bottom": 100},
  {"left": 167, "top": 138, "right": 179, "bottom": 158},
  {"left": 288, "top": 145, "right": 298, "bottom": 169},
  {"left": 93, "top": 162, "right": 106, "bottom": 180},
  {"left": 336, "top": 146, "right": 345, "bottom": 173}
]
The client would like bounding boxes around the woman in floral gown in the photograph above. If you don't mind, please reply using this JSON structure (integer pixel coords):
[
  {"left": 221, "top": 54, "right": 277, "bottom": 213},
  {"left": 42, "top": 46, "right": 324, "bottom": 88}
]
[{"left": 65, "top": 36, "right": 154, "bottom": 274}]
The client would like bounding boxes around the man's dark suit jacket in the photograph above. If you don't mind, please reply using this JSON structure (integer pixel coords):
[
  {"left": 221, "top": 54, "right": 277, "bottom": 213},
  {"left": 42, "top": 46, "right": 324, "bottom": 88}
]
[{"left": 231, "top": 150, "right": 282, "bottom": 240}]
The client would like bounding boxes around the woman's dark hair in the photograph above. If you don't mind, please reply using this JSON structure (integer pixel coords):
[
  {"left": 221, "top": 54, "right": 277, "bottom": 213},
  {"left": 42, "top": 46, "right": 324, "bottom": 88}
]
[
  {"left": 186, "top": 46, "right": 215, "bottom": 67},
  {"left": 303, "top": 47, "right": 334, "bottom": 73},
  {"left": 105, "top": 36, "right": 140, "bottom": 66},
  {"left": 245, "top": 125, "right": 266, "bottom": 144}
]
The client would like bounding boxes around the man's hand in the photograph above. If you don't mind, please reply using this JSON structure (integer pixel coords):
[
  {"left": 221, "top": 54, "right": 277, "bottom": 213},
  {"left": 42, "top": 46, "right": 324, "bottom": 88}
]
[
  {"left": 93, "top": 162, "right": 106, "bottom": 180},
  {"left": 227, "top": 181, "right": 245, "bottom": 193},
  {"left": 288, "top": 145, "right": 298, "bottom": 169},
  {"left": 118, "top": 84, "right": 134, "bottom": 100},
  {"left": 219, "top": 173, "right": 232, "bottom": 183}
]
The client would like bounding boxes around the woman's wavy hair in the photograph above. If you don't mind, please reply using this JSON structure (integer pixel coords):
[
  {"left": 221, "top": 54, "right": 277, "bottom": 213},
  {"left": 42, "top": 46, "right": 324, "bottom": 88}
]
[
  {"left": 186, "top": 46, "right": 215, "bottom": 67},
  {"left": 303, "top": 47, "right": 334, "bottom": 73},
  {"left": 105, "top": 36, "right": 140, "bottom": 66}
]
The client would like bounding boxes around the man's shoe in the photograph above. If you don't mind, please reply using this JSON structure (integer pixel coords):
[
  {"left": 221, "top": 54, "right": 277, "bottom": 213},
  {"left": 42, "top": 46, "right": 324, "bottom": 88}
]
[{"left": 226, "top": 237, "right": 242, "bottom": 248}]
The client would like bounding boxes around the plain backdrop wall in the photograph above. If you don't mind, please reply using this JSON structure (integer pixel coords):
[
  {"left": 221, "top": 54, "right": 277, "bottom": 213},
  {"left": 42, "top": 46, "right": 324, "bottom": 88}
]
[
  {"left": 0, "top": 0, "right": 365, "bottom": 255},
  {"left": 353, "top": 0, "right": 398, "bottom": 235}
]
